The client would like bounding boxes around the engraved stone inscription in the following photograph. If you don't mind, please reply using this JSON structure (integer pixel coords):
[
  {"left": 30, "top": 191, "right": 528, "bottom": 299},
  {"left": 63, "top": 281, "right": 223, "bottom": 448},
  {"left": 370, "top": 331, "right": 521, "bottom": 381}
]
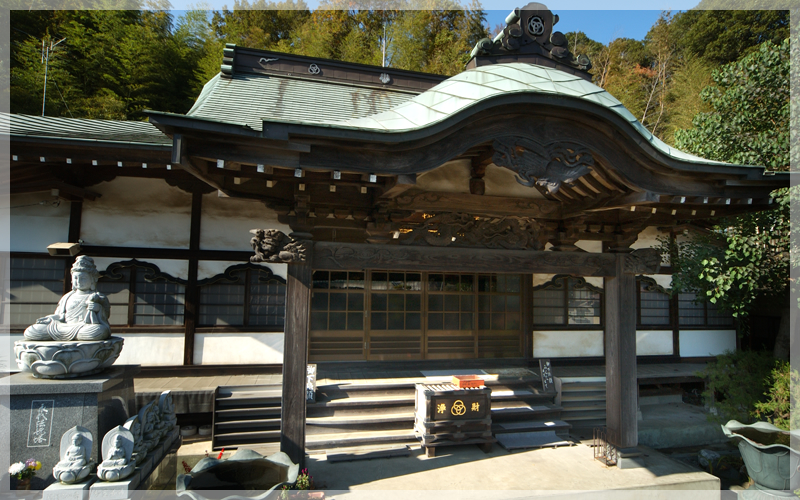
[{"left": 27, "top": 400, "right": 55, "bottom": 447}]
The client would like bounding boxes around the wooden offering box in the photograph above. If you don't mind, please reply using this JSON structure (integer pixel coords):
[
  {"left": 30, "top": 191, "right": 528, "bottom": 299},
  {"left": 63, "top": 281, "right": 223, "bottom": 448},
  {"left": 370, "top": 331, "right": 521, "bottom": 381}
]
[
  {"left": 452, "top": 375, "right": 485, "bottom": 388},
  {"left": 414, "top": 383, "right": 494, "bottom": 457}
]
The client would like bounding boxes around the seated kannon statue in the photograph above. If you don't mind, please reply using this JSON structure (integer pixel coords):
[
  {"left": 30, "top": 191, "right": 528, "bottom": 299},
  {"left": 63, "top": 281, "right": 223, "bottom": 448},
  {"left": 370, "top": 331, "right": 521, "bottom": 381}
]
[
  {"left": 96, "top": 427, "right": 135, "bottom": 482},
  {"left": 24, "top": 256, "right": 111, "bottom": 342},
  {"left": 53, "top": 427, "right": 94, "bottom": 484}
]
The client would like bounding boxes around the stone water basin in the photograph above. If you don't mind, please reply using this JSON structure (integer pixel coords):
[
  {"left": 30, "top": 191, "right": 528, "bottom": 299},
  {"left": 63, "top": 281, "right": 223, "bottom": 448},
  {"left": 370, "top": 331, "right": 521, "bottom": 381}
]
[{"left": 177, "top": 449, "right": 299, "bottom": 500}]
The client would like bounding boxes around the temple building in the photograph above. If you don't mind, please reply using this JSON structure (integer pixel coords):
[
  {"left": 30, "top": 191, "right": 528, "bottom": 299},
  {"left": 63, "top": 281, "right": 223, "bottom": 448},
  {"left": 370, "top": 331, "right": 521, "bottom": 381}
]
[{"left": 6, "top": 3, "right": 787, "bottom": 461}]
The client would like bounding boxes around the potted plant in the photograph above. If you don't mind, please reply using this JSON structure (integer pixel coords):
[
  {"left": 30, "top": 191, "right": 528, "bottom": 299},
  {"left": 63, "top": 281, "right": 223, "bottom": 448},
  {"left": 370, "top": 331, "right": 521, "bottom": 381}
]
[{"left": 8, "top": 458, "right": 41, "bottom": 490}]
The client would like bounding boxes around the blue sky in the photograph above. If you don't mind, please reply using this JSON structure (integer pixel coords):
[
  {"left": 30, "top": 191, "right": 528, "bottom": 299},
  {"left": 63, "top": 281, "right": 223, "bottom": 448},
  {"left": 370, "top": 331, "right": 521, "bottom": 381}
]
[{"left": 485, "top": 10, "right": 667, "bottom": 44}]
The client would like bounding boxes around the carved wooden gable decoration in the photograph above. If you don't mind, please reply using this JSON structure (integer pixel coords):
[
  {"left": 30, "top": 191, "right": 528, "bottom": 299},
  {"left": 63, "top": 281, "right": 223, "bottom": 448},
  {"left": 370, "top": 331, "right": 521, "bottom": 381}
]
[{"left": 492, "top": 137, "right": 594, "bottom": 194}]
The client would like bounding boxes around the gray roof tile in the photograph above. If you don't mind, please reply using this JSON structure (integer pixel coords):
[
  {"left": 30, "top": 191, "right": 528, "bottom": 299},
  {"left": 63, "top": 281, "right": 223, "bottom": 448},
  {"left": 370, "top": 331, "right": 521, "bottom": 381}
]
[{"left": 2, "top": 113, "right": 170, "bottom": 146}]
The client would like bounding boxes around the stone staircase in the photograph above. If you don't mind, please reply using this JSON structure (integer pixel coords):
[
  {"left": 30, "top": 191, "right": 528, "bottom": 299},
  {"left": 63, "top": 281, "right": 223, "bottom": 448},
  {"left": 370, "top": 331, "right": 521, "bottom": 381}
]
[
  {"left": 306, "top": 375, "right": 570, "bottom": 453},
  {"left": 211, "top": 384, "right": 282, "bottom": 450},
  {"left": 557, "top": 377, "right": 607, "bottom": 430}
]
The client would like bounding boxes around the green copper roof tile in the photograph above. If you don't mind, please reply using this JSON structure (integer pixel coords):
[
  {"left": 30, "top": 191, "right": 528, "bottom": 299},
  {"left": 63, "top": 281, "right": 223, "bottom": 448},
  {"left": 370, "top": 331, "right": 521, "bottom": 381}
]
[{"left": 430, "top": 95, "right": 476, "bottom": 115}]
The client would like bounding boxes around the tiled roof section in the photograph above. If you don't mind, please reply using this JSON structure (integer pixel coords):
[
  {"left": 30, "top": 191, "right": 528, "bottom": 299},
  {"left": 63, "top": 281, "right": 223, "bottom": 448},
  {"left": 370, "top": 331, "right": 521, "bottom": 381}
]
[
  {"left": 2, "top": 113, "right": 171, "bottom": 146},
  {"left": 186, "top": 72, "right": 417, "bottom": 131},
  {"left": 335, "top": 63, "right": 728, "bottom": 166}
]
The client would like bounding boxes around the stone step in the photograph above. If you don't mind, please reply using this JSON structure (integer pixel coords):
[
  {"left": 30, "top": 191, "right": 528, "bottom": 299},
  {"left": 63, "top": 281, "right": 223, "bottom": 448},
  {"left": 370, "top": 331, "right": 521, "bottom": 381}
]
[
  {"left": 214, "top": 418, "right": 281, "bottom": 431},
  {"left": 212, "top": 429, "right": 282, "bottom": 450},
  {"left": 215, "top": 406, "right": 281, "bottom": 420},
  {"left": 493, "top": 419, "right": 571, "bottom": 435},
  {"left": 306, "top": 429, "right": 418, "bottom": 450}
]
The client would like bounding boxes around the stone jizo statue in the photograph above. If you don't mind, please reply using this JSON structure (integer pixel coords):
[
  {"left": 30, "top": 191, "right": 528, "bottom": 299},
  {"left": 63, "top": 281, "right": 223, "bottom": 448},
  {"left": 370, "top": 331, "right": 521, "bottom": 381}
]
[
  {"left": 53, "top": 426, "right": 94, "bottom": 484},
  {"left": 96, "top": 426, "right": 134, "bottom": 482},
  {"left": 123, "top": 415, "right": 146, "bottom": 463},
  {"left": 24, "top": 256, "right": 111, "bottom": 342},
  {"left": 158, "top": 390, "right": 178, "bottom": 429}
]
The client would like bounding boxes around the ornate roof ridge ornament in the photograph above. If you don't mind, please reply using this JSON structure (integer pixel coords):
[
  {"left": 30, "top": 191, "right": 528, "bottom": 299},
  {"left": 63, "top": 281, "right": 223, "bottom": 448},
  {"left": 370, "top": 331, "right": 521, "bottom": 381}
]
[
  {"left": 492, "top": 136, "right": 594, "bottom": 194},
  {"left": 468, "top": 3, "right": 591, "bottom": 73}
]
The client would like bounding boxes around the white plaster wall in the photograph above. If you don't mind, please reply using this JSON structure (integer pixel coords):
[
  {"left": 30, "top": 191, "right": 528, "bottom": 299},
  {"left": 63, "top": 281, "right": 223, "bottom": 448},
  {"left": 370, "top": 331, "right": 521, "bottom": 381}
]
[
  {"left": 631, "top": 226, "right": 669, "bottom": 264},
  {"left": 644, "top": 273, "right": 673, "bottom": 290},
  {"left": 533, "top": 274, "right": 556, "bottom": 287},
  {"left": 679, "top": 330, "right": 736, "bottom": 357},
  {"left": 10, "top": 193, "right": 71, "bottom": 252},
  {"left": 636, "top": 330, "right": 673, "bottom": 356},
  {"left": 93, "top": 257, "right": 190, "bottom": 281},
  {"left": 80, "top": 178, "right": 192, "bottom": 248},
  {"left": 194, "top": 333, "right": 284, "bottom": 365},
  {"left": 416, "top": 160, "right": 471, "bottom": 194},
  {"left": 484, "top": 164, "right": 546, "bottom": 199},
  {"left": 198, "top": 260, "right": 287, "bottom": 281},
  {"left": 113, "top": 334, "right": 185, "bottom": 366},
  {"left": 575, "top": 240, "right": 602, "bottom": 253},
  {"left": 200, "top": 193, "right": 291, "bottom": 252},
  {"left": 533, "top": 330, "right": 604, "bottom": 357}
]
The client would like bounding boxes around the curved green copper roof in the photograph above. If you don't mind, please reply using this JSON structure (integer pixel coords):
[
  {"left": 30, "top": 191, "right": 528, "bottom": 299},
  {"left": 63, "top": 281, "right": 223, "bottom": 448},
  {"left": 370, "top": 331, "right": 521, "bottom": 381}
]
[{"left": 328, "top": 62, "right": 726, "bottom": 166}]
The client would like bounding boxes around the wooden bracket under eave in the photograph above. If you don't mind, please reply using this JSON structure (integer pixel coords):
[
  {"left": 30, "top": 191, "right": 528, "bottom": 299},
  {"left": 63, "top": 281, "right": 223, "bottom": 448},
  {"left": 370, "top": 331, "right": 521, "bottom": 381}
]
[{"left": 380, "top": 174, "right": 417, "bottom": 199}]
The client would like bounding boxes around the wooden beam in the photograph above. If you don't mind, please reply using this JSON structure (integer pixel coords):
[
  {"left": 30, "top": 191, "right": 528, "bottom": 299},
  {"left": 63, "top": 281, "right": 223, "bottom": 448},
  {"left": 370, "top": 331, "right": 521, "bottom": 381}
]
[
  {"left": 604, "top": 254, "right": 638, "bottom": 449},
  {"left": 281, "top": 243, "right": 313, "bottom": 467},
  {"left": 386, "top": 192, "right": 562, "bottom": 219},
  {"left": 566, "top": 191, "right": 659, "bottom": 217},
  {"left": 313, "top": 242, "right": 621, "bottom": 276}
]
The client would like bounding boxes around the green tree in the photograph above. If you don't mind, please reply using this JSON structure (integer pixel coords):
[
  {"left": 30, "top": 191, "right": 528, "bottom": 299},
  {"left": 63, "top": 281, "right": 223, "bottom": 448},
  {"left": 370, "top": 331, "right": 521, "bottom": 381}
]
[
  {"left": 666, "top": 39, "right": 791, "bottom": 358},
  {"left": 674, "top": 39, "right": 789, "bottom": 170},
  {"left": 670, "top": 9, "right": 789, "bottom": 66}
]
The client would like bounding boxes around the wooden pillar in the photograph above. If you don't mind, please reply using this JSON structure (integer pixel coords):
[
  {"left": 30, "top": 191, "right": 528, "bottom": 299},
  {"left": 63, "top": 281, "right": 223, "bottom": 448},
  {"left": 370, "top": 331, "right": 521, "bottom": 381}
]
[
  {"left": 183, "top": 190, "right": 203, "bottom": 365},
  {"left": 281, "top": 240, "right": 313, "bottom": 467},
  {"left": 604, "top": 254, "right": 638, "bottom": 449},
  {"left": 522, "top": 273, "right": 534, "bottom": 360}
]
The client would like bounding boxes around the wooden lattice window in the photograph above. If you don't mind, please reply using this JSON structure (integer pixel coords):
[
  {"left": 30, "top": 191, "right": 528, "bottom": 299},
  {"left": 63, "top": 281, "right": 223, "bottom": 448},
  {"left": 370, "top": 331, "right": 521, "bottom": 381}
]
[
  {"left": 8, "top": 256, "right": 67, "bottom": 327},
  {"left": 311, "top": 271, "right": 365, "bottom": 331},
  {"left": 532, "top": 276, "right": 602, "bottom": 327},
  {"left": 98, "top": 260, "right": 186, "bottom": 326},
  {"left": 369, "top": 272, "right": 422, "bottom": 331},
  {"left": 427, "top": 274, "right": 474, "bottom": 331},
  {"left": 637, "top": 277, "right": 671, "bottom": 327},
  {"left": 477, "top": 274, "right": 521, "bottom": 331},
  {"left": 198, "top": 264, "right": 286, "bottom": 328},
  {"left": 678, "top": 292, "right": 734, "bottom": 327}
]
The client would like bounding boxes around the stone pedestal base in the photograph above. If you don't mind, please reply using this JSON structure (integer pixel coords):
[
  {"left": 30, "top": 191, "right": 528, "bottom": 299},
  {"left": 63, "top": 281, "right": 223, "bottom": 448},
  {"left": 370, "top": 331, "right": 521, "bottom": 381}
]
[
  {"left": 4, "top": 365, "right": 140, "bottom": 489},
  {"left": 43, "top": 477, "right": 96, "bottom": 500},
  {"left": 89, "top": 471, "right": 140, "bottom": 500},
  {"left": 15, "top": 337, "right": 124, "bottom": 379}
]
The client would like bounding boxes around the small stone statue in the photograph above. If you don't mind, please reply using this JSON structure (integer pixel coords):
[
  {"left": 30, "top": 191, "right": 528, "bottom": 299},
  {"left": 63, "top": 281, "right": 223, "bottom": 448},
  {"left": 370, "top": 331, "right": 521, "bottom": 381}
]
[
  {"left": 24, "top": 256, "right": 111, "bottom": 342},
  {"left": 53, "top": 426, "right": 94, "bottom": 484},
  {"left": 152, "top": 404, "right": 170, "bottom": 440},
  {"left": 158, "top": 390, "right": 178, "bottom": 430},
  {"left": 96, "top": 426, "right": 134, "bottom": 482},
  {"left": 123, "top": 415, "right": 146, "bottom": 464},
  {"left": 138, "top": 402, "right": 160, "bottom": 452}
]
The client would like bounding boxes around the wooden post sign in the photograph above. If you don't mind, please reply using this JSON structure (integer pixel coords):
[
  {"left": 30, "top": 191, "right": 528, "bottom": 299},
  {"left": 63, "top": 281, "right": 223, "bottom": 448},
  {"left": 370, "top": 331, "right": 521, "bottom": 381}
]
[{"left": 539, "top": 358, "right": 555, "bottom": 393}]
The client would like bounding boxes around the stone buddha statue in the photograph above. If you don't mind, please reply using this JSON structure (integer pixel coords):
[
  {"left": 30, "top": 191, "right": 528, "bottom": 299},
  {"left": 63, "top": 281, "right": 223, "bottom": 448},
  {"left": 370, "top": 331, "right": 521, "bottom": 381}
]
[
  {"left": 24, "top": 256, "right": 111, "bottom": 342},
  {"left": 96, "top": 427, "right": 134, "bottom": 482},
  {"left": 139, "top": 402, "right": 160, "bottom": 452},
  {"left": 53, "top": 428, "right": 94, "bottom": 484},
  {"left": 123, "top": 415, "right": 146, "bottom": 464},
  {"left": 158, "top": 391, "right": 178, "bottom": 430}
]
